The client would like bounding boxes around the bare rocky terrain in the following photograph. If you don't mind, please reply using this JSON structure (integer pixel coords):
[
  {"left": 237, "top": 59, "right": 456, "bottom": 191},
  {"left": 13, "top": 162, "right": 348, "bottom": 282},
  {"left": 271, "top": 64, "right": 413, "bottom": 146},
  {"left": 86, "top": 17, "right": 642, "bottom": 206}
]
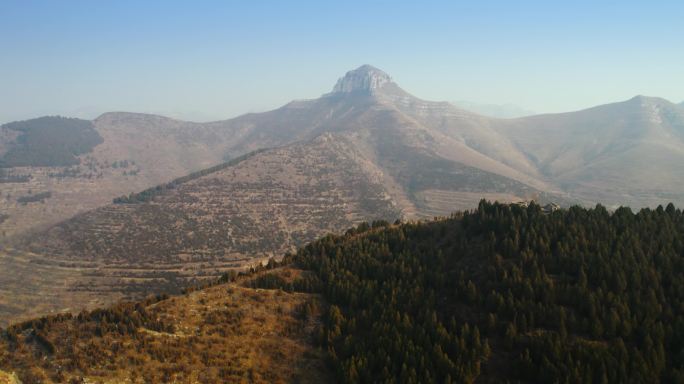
[{"left": 2, "top": 65, "right": 684, "bottom": 325}]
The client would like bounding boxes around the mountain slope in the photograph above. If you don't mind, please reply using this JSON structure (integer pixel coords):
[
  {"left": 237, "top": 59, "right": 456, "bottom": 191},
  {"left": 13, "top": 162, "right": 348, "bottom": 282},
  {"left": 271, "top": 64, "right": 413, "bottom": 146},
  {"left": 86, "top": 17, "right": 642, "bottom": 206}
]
[
  {"left": 0, "top": 268, "right": 331, "bottom": 383},
  {"left": 3, "top": 118, "right": 554, "bottom": 325},
  {"left": 0, "top": 114, "right": 238, "bottom": 241},
  {"left": 27, "top": 134, "right": 399, "bottom": 264},
  {"left": 0, "top": 133, "right": 403, "bottom": 325},
  {"left": 4, "top": 202, "right": 684, "bottom": 382},
  {"left": 0, "top": 95, "right": 380, "bottom": 240},
  {"left": 495, "top": 96, "right": 684, "bottom": 207},
  {"left": 292, "top": 201, "right": 684, "bottom": 382}
]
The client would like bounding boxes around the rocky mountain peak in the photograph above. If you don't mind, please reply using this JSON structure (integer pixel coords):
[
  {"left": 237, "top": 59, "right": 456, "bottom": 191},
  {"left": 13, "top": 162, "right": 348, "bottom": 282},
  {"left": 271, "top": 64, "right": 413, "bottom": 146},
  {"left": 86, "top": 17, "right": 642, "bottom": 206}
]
[
  {"left": 331, "top": 65, "right": 393, "bottom": 94},
  {"left": 627, "top": 95, "right": 672, "bottom": 108}
]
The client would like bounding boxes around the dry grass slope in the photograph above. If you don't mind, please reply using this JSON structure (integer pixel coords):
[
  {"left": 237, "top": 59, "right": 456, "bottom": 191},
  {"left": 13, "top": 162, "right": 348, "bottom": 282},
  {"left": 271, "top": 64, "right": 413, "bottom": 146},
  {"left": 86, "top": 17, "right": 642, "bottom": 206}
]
[{"left": 0, "top": 267, "right": 331, "bottom": 384}]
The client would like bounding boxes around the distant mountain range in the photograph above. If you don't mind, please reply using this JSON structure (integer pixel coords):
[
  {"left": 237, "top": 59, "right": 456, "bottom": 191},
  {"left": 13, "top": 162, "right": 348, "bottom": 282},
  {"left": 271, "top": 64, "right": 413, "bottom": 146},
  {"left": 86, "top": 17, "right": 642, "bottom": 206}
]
[{"left": 2, "top": 65, "right": 684, "bottom": 324}]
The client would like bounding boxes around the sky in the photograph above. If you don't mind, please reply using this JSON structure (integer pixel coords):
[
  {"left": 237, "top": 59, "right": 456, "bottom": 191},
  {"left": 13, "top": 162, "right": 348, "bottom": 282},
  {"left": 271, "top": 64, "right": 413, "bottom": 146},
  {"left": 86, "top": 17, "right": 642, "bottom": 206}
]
[{"left": 1, "top": 0, "right": 683, "bottom": 123}]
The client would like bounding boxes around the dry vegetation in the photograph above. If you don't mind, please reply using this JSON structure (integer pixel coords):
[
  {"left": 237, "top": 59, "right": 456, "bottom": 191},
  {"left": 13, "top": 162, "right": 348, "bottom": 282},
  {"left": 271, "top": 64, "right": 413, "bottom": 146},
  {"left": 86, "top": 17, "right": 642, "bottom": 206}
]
[
  {"left": 0, "top": 112, "right": 254, "bottom": 242},
  {"left": 0, "top": 267, "right": 331, "bottom": 383},
  {"left": 0, "top": 249, "right": 108, "bottom": 328},
  {"left": 0, "top": 159, "right": 144, "bottom": 240},
  {"left": 0, "top": 134, "right": 399, "bottom": 326},
  {"left": 0, "top": 370, "right": 20, "bottom": 384},
  {"left": 31, "top": 135, "right": 398, "bottom": 264}
]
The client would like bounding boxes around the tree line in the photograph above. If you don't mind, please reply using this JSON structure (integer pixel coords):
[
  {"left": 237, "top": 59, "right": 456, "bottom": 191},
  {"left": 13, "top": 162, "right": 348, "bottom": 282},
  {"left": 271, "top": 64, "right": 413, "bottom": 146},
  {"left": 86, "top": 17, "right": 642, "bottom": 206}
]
[{"left": 113, "top": 149, "right": 267, "bottom": 204}]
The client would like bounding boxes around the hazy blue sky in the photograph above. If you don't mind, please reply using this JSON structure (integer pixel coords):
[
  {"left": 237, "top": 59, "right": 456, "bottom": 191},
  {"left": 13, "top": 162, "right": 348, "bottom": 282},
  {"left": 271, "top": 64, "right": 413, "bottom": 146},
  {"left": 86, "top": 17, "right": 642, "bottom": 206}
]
[{"left": 1, "top": 0, "right": 683, "bottom": 123}]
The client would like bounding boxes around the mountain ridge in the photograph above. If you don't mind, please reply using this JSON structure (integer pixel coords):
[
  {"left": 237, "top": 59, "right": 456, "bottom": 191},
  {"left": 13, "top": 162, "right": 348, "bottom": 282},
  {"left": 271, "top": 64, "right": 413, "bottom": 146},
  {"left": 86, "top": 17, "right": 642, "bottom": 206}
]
[{"left": 2, "top": 66, "right": 683, "bottom": 242}]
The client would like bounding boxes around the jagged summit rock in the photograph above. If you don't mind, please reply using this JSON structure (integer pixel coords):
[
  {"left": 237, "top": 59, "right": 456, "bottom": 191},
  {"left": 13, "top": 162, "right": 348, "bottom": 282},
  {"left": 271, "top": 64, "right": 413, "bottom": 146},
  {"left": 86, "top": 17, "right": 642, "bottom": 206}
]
[
  {"left": 331, "top": 65, "right": 393, "bottom": 94},
  {"left": 626, "top": 95, "right": 673, "bottom": 107}
]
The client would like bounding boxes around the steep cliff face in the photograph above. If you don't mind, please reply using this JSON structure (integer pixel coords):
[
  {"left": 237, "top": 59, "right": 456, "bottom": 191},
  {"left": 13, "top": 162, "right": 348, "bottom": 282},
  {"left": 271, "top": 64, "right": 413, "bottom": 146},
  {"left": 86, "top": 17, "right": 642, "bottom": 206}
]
[{"left": 331, "top": 65, "right": 393, "bottom": 94}]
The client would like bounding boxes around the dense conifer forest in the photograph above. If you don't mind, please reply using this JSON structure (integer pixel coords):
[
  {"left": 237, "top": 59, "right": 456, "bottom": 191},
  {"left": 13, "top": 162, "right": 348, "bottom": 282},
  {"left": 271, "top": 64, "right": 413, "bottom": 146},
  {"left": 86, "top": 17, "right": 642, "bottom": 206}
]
[
  {"left": 0, "top": 117, "right": 103, "bottom": 167},
  {"left": 290, "top": 201, "right": 684, "bottom": 383}
]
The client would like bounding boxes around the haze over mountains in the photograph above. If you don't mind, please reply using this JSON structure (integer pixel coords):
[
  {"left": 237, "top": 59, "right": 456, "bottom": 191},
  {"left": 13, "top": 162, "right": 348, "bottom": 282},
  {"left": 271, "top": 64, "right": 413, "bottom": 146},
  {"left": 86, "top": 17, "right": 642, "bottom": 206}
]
[
  {"left": 451, "top": 100, "right": 535, "bottom": 118},
  {"left": 1, "top": 65, "right": 684, "bottom": 324}
]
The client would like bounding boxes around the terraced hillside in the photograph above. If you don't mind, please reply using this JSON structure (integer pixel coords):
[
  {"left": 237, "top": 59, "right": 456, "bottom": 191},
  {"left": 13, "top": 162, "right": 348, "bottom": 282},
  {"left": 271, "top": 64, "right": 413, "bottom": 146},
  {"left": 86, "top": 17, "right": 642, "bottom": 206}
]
[
  {"left": 0, "top": 134, "right": 400, "bottom": 326},
  {"left": 28, "top": 133, "right": 398, "bottom": 263}
]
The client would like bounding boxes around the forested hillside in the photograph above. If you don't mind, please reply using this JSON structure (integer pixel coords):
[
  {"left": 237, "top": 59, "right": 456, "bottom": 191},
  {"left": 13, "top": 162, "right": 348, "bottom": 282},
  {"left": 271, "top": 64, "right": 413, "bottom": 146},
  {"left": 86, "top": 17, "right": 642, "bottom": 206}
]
[
  {"left": 3, "top": 201, "right": 684, "bottom": 383},
  {"left": 291, "top": 201, "right": 684, "bottom": 383},
  {"left": 0, "top": 117, "right": 103, "bottom": 167}
]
